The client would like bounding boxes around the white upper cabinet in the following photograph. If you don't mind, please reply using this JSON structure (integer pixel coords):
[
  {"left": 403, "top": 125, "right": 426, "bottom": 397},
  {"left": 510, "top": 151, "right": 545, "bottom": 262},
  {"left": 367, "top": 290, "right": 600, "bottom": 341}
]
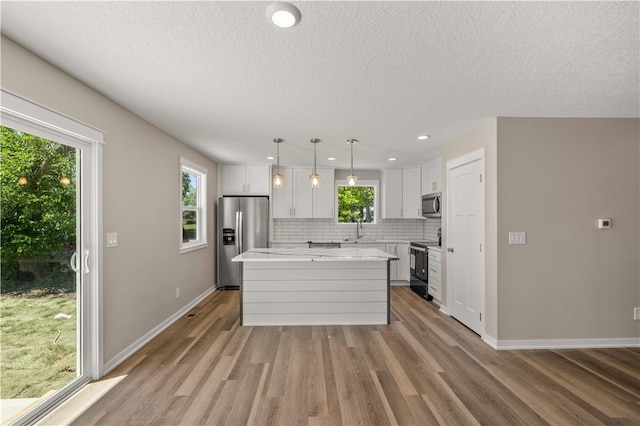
[
  {"left": 382, "top": 168, "right": 422, "bottom": 219},
  {"left": 272, "top": 168, "right": 293, "bottom": 218},
  {"left": 382, "top": 169, "right": 403, "bottom": 218},
  {"left": 222, "top": 164, "right": 270, "bottom": 196},
  {"left": 421, "top": 157, "right": 442, "bottom": 195},
  {"left": 272, "top": 167, "right": 334, "bottom": 218},
  {"left": 403, "top": 166, "right": 422, "bottom": 218},
  {"left": 292, "top": 168, "right": 313, "bottom": 218},
  {"left": 312, "top": 168, "right": 335, "bottom": 218}
]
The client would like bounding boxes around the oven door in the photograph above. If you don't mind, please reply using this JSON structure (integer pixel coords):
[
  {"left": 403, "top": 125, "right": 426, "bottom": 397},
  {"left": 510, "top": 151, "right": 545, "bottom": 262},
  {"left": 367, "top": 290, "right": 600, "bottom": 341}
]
[{"left": 410, "top": 245, "right": 428, "bottom": 281}]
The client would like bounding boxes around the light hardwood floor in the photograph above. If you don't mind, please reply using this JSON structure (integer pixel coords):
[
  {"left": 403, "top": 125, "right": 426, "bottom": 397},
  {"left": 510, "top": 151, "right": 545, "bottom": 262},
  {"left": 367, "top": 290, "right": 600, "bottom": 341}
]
[{"left": 42, "top": 287, "right": 640, "bottom": 425}]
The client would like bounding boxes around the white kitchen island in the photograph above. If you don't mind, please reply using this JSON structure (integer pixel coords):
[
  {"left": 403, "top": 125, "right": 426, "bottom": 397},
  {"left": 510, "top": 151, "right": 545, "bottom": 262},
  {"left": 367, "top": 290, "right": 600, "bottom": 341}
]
[{"left": 232, "top": 247, "right": 398, "bottom": 326}]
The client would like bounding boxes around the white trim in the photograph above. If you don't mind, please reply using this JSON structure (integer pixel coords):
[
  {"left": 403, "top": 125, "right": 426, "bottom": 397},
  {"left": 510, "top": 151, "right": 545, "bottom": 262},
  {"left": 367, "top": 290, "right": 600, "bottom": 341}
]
[
  {"left": 488, "top": 337, "right": 640, "bottom": 350},
  {"left": 446, "top": 147, "right": 485, "bottom": 171},
  {"left": 0, "top": 89, "right": 104, "bottom": 145},
  {"left": 102, "top": 286, "right": 217, "bottom": 375}
]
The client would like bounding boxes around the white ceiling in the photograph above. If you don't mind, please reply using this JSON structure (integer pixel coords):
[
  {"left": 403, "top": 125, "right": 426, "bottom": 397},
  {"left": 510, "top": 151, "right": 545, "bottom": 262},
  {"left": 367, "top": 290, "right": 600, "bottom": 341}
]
[{"left": 1, "top": 1, "right": 638, "bottom": 170}]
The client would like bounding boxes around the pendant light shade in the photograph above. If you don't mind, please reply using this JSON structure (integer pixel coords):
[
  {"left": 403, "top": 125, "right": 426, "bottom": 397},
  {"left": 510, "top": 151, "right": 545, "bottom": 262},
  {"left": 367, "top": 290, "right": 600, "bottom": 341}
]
[
  {"left": 272, "top": 138, "right": 284, "bottom": 188},
  {"left": 310, "top": 138, "right": 321, "bottom": 188},
  {"left": 346, "top": 139, "right": 358, "bottom": 186}
]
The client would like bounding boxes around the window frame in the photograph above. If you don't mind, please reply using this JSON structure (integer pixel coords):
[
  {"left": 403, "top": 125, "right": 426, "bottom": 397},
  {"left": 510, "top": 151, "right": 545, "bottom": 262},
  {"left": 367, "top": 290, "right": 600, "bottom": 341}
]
[
  {"left": 335, "top": 179, "right": 379, "bottom": 225},
  {"left": 179, "top": 157, "right": 208, "bottom": 254}
]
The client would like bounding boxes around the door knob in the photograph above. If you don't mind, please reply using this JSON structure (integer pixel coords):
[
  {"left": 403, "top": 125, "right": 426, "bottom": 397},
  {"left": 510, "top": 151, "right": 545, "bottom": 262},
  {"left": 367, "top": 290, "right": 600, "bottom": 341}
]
[{"left": 447, "top": 247, "right": 454, "bottom": 252}]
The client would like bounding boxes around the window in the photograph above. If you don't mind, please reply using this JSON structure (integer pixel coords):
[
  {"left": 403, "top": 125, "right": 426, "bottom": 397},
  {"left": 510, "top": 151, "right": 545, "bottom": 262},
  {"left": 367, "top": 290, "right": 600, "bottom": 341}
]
[
  {"left": 180, "top": 158, "right": 207, "bottom": 253},
  {"left": 336, "top": 180, "right": 378, "bottom": 224}
]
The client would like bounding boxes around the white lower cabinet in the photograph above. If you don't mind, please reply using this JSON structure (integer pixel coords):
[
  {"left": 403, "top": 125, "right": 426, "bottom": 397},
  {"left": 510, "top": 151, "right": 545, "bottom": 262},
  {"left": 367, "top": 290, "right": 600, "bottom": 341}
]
[
  {"left": 428, "top": 248, "right": 442, "bottom": 302},
  {"left": 384, "top": 243, "right": 410, "bottom": 283}
]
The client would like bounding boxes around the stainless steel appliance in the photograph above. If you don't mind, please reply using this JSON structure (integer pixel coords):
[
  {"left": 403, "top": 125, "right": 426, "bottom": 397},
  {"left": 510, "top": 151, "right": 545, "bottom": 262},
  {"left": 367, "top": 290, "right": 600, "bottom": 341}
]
[
  {"left": 421, "top": 192, "right": 441, "bottom": 218},
  {"left": 409, "top": 241, "right": 438, "bottom": 300},
  {"left": 218, "top": 196, "right": 269, "bottom": 289}
]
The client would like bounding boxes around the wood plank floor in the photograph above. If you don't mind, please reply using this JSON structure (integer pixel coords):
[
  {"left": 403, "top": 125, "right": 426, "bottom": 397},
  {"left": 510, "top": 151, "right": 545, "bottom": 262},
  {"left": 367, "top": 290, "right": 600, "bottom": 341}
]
[{"left": 42, "top": 287, "right": 640, "bottom": 425}]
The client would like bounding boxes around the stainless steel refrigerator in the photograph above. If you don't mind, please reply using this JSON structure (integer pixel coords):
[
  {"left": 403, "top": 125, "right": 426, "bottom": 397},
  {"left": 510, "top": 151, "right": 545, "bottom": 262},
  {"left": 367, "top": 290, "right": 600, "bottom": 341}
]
[{"left": 217, "top": 196, "right": 269, "bottom": 289}]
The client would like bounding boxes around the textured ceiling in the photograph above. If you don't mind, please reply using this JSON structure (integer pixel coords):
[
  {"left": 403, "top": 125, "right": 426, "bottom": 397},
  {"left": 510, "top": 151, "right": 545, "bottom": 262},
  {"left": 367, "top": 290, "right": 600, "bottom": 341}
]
[{"left": 1, "top": 1, "right": 638, "bottom": 170}]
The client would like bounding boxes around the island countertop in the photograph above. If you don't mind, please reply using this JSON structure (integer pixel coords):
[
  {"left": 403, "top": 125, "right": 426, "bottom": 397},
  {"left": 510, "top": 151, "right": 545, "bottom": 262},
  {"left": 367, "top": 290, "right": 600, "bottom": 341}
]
[{"left": 232, "top": 247, "right": 399, "bottom": 262}]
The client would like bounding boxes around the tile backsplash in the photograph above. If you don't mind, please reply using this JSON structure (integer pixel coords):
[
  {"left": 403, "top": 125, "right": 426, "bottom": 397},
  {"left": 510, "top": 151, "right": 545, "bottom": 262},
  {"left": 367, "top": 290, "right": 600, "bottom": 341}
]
[{"left": 273, "top": 218, "right": 442, "bottom": 242}]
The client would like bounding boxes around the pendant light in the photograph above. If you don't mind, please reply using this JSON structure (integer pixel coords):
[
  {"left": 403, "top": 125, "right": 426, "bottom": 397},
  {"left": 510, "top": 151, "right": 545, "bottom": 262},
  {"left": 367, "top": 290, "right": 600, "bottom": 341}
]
[
  {"left": 272, "top": 138, "right": 284, "bottom": 188},
  {"left": 346, "top": 139, "right": 358, "bottom": 186},
  {"left": 309, "top": 138, "right": 321, "bottom": 188}
]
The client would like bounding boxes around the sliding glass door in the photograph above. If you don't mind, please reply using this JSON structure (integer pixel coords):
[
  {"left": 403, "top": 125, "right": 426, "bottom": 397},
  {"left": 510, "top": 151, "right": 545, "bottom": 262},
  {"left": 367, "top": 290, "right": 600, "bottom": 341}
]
[{"left": 1, "top": 90, "right": 102, "bottom": 425}]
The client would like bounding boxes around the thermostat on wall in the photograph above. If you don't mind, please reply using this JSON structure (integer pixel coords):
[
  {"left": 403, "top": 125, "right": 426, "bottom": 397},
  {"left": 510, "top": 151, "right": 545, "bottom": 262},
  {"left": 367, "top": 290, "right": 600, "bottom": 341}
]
[{"left": 598, "top": 218, "right": 611, "bottom": 229}]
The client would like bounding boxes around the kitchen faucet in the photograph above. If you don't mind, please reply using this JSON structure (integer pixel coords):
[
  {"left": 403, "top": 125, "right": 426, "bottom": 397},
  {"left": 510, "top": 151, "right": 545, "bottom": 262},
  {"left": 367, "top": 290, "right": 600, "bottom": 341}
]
[{"left": 356, "top": 219, "right": 362, "bottom": 240}]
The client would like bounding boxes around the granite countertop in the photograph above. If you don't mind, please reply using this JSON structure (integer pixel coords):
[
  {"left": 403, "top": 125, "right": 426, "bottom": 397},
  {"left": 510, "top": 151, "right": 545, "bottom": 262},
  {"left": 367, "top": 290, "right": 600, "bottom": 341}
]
[{"left": 232, "top": 247, "right": 399, "bottom": 262}]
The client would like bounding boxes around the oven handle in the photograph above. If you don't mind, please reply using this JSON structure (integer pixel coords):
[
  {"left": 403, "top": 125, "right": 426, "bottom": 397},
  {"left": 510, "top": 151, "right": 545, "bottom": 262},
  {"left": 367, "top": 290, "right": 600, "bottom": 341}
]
[{"left": 410, "top": 245, "right": 426, "bottom": 252}]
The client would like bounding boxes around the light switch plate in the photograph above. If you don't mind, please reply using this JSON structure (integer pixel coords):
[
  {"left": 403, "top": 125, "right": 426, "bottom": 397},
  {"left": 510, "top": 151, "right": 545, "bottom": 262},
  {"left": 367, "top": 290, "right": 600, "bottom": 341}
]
[
  {"left": 106, "top": 232, "right": 118, "bottom": 248},
  {"left": 508, "top": 232, "right": 526, "bottom": 245}
]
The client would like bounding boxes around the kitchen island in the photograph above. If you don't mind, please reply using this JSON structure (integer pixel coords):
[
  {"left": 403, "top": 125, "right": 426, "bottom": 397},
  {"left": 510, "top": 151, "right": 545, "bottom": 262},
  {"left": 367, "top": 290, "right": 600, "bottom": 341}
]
[{"left": 232, "top": 247, "right": 398, "bottom": 326}]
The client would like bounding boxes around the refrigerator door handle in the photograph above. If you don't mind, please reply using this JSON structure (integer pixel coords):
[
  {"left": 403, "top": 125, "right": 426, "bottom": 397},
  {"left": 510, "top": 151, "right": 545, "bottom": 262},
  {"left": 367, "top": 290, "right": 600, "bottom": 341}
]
[
  {"left": 235, "top": 211, "right": 240, "bottom": 255},
  {"left": 238, "top": 211, "right": 243, "bottom": 254}
]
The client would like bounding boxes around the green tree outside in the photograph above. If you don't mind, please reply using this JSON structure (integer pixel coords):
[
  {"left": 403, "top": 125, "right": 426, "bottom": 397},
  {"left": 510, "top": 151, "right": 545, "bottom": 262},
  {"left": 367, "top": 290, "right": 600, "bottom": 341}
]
[
  {"left": 337, "top": 186, "right": 375, "bottom": 223},
  {"left": 1, "top": 126, "right": 77, "bottom": 284}
]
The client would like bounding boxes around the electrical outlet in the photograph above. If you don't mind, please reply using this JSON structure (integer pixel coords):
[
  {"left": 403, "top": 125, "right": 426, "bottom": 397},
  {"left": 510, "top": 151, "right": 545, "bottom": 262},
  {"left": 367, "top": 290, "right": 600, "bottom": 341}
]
[
  {"left": 176, "top": 287, "right": 181, "bottom": 298},
  {"left": 634, "top": 307, "right": 640, "bottom": 320}
]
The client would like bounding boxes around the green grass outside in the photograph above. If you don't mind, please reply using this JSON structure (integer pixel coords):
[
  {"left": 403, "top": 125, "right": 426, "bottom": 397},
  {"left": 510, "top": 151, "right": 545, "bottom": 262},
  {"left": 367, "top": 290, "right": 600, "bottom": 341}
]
[{"left": 1, "top": 291, "right": 77, "bottom": 398}]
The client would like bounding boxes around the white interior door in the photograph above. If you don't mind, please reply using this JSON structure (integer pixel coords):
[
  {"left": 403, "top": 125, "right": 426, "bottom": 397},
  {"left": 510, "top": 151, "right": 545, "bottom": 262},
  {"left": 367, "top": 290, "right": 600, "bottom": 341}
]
[{"left": 447, "top": 151, "right": 484, "bottom": 335}]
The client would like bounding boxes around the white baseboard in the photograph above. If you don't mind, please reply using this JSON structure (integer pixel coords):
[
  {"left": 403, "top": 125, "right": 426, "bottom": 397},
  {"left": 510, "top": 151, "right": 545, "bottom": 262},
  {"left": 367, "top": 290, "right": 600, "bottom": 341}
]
[
  {"left": 438, "top": 304, "right": 449, "bottom": 315},
  {"left": 102, "top": 286, "right": 217, "bottom": 376},
  {"left": 488, "top": 337, "right": 640, "bottom": 350}
]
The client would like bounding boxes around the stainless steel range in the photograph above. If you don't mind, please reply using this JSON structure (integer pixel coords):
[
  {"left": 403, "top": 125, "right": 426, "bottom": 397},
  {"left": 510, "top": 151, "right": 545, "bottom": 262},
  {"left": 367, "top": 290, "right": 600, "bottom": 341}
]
[{"left": 409, "top": 241, "right": 439, "bottom": 300}]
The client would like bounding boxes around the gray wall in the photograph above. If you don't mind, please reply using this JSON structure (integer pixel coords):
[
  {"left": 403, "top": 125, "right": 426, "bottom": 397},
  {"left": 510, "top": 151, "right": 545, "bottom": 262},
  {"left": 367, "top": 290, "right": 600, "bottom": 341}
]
[
  {"left": 443, "top": 117, "right": 639, "bottom": 342},
  {"left": 1, "top": 36, "right": 219, "bottom": 364},
  {"left": 496, "top": 117, "right": 639, "bottom": 340}
]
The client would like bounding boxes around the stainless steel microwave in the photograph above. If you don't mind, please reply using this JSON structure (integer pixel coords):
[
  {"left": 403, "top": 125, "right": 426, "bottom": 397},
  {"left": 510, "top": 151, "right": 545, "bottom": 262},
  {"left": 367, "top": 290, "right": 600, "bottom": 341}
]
[{"left": 421, "top": 192, "right": 441, "bottom": 218}]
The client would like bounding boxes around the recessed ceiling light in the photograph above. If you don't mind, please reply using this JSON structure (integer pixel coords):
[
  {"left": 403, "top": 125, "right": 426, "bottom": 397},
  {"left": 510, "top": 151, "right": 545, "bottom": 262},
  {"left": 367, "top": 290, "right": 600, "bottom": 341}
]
[
  {"left": 327, "top": 157, "right": 336, "bottom": 161},
  {"left": 388, "top": 157, "right": 397, "bottom": 161},
  {"left": 417, "top": 135, "right": 430, "bottom": 140},
  {"left": 267, "top": 156, "right": 275, "bottom": 160},
  {"left": 266, "top": 2, "right": 301, "bottom": 28}
]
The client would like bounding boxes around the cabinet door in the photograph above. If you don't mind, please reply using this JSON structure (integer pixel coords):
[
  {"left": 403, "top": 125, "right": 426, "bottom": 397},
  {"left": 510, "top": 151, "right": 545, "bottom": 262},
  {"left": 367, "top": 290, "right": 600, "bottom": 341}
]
[
  {"left": 313, "top": 168, "right": 335, "bottom": 218},
  {"left": 245, "top": 165, "right": 270, "bottom": 195},
  {"left": 403, "top": 167, "right": 422, "bottom": 218},
  {"left": 421, "top": 163, "right": 431, "bottom": 196},
  {"left": 222, "top": 165, "right": 248, "bottom": 195},
  {"left": 382, "top": 169, "right": 403, "bottom": 218},
  {"left": 272, "top": 168, "right": 293, "bottom": 218},
  {"left": 432, "top": 157, "right": 442, "bottom": 192},
  {"left": 292, "top": 168, "right": 313, "bottom": 218},
  {"left": 396, "top": 243, "right": 410, "bottom": 281},
  {"left": 422, "top": 157, "right": 442, "bottom": 194}
]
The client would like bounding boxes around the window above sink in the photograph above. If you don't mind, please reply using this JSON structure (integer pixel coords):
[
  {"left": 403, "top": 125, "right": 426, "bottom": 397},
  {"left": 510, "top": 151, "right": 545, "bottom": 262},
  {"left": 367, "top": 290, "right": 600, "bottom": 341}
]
[{"left": 336, "top": 179, "right": 378, "bottom": 224}]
